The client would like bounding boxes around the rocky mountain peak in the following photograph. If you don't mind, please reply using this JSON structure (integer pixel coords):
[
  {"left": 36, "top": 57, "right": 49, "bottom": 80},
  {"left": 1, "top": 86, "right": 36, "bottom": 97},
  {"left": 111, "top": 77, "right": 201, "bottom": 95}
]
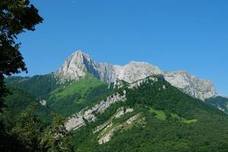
[
  {"left": 56, "top": 50, "right": 217, "bottom": 100},
  {"left": 113, "top": 61, "right": 162, "bottom": 83},
  {"left": 56, "top": 50, "right": 98, "bottom": 81},
  {"left": 68, "top": 50, "right": 92, "bottom": 65}
]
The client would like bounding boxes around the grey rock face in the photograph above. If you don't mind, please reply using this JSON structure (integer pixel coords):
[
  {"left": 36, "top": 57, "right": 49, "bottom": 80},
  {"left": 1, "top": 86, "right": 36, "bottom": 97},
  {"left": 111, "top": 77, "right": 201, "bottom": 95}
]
[
  {"left": 56, "top": 50, "right": 100, "bottom": 82},
  {"left": 113, "top": 61, "right": 162, "bottom": 83},
  {"left": 164, "top": 71, "right": 217, "bottom": 100},
  {"left": 56, "top": 50, "right": 217, "bottom": 100},
  {"left": 56, "top": 50, "right": 162, "bottom": 83},
  {"left": 64, "top": 91, "right": 127, "bottom": 131}
]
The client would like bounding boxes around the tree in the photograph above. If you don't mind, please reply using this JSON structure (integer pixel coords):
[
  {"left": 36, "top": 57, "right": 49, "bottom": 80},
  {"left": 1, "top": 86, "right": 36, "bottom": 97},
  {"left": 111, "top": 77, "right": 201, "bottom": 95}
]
[
  {"left": 10, "top": 103, "right": 44, "bottom": 151},
  {"left": 0, "top": 1, "right": 43, "bottom": 151},
  {"left": 41, "top": 113, "right": 74, "bottom": 152},
  {"left": 5, "top": 103, "right": 74, "bottom": 152},
  {"left": 0, "top": 0, "right": 43, "bottom": 110}
]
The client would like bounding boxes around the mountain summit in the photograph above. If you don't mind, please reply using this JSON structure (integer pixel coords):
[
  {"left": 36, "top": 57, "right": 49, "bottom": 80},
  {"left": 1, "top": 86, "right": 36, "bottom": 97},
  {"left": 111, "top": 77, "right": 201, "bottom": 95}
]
[
  {"left": 57, "top": 50, "right": 99, "bottom": 81},
  {"left": 56, "top": 50, "right": 217, "bottom": 100}
]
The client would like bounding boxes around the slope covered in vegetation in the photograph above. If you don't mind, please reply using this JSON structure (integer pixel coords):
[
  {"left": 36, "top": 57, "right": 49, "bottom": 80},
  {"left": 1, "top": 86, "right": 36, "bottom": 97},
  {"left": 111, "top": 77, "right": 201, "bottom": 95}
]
[
  {"left": 70, "top": 76, "right": 228, "bottom": 152},
  {"left": 206, "top": 96, "right": 228, "bottom": 114},
  {"left": 47, "top": 74, "right": 113, "bottom": 116},
  {"left": 2, "top": 75, "right": 228, "bottom": 152}
]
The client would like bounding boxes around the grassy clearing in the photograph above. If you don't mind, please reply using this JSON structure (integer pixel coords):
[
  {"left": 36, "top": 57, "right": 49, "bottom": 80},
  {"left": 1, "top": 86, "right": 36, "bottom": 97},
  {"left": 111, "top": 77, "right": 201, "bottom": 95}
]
[
  {"left": 50, "top": 74, "right": 104, "bottom": 100},
  {"left": 149, "top": 107, "right": 167, "bottom": 120},
  {"left": 171, "top": 113, "right": 197, "bottom": 124},
  {"left": 182, "top": 119, "right": 198, "bottom": 124},
  {"left": 47, "top": 74, "right": 111, "bottom": 116}
]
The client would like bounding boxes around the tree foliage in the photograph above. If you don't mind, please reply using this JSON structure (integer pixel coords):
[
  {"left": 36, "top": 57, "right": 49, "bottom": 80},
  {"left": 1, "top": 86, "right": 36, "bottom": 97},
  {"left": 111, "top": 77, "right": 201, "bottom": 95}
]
[
  {"left": 2, "top": 102, "right": 74, "bottom": 151},
  {"left": 0, "top": 0, "right": 43, "bottom": 109},
  {"left": 10, "top": 104, "right": 44, "bottom": 151},
  {"left": 41, "top": 113, "right": 74, "bottom": 152},
  {"left": 0, "top": 1, "right": 43, "bottom": 150}
]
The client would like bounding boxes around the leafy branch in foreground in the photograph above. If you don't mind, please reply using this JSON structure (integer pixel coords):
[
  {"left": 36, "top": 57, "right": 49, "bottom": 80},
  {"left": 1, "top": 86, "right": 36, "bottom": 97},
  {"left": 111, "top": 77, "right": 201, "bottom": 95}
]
[{"left": 0, "top": 0, "right": 43, "bottom": 110}]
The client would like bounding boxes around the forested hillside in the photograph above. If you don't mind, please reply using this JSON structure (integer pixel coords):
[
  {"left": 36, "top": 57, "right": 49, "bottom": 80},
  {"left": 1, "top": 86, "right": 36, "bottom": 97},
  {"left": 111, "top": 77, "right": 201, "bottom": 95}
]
[{"left": 2, "top": 75, "right": 228, "bottom": 152}]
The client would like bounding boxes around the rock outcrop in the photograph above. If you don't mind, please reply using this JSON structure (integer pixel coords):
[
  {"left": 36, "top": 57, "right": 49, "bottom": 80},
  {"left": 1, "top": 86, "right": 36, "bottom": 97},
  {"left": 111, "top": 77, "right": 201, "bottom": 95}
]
[
  {"left": 164, "top": 71, "right": 217, "bottom": 100},
  {"left": 65, "top": 91, "right": 127, "bottom": 131}
]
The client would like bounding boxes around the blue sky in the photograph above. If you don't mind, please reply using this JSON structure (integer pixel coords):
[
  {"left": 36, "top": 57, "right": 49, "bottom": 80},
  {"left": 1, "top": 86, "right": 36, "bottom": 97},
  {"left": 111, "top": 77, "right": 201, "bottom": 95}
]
[{"left": 18, "top": 0, "right": 228, "bottom": 96}]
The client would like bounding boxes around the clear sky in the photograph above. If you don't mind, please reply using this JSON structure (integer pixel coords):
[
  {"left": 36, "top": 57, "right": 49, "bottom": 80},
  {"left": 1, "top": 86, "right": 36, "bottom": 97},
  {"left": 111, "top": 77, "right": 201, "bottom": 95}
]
[{"left": 18, "top": 0, "right": 228, "bottom": 96}]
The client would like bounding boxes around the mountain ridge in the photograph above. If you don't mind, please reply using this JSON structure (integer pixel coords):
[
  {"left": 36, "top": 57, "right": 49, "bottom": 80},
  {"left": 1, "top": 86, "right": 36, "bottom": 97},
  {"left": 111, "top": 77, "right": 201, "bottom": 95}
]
[{"left": 56, "top": 50, "right": 217, "bottom": 100}]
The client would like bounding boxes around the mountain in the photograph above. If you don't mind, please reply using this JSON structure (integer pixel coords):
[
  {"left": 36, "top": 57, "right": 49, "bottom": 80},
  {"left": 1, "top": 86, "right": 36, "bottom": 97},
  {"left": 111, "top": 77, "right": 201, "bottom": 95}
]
[
  {"left": 56, "top": 50, "right": 217, "bottom": 100},
  {"left": 57, "top": 51, "right": 100, "bottom": 82},
  {"left": 5, "top": 50, "right": 223, "bottom": 116},
  {"left": 3, "top": 50, "right": 228, "bottom": 152}
]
